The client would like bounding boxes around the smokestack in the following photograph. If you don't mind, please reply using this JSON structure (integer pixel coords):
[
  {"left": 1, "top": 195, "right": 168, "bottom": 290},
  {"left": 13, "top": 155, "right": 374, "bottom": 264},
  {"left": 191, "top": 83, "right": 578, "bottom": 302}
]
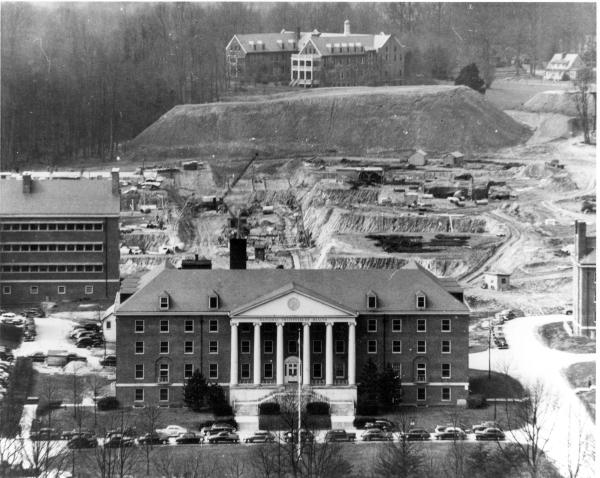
[
  {"left": 344, "top": 19, "right": 351, "bottom": 35},
  {"left": 111, "top": 168, "right": 120, "bottom": 196},
  {"left": 22, "top": 173, "right": 32, "bottom": 194},
  {"left": 575, "top": 221, "right": 587, "bottom": 260},
  {"left": 229, "top": 237, "right": 247, "bottom": 270}
]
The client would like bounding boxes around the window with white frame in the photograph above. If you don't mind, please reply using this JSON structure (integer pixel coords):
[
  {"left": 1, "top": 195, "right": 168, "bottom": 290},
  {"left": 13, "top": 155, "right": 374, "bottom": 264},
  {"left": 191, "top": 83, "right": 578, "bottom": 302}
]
[
  {"left": 135, "top": 341, "right": 144, "bottom": 354},
  {"left": 209, "top": 363, "right": 218, "bottom": 379},
  {"left": 416, "top": 294, "right": 426, "bottom": 309},
  {"left": 241, "top": 340, "right": 250, "bottom": 354},
  {"left": 2, "top": 286, "right": 11, "bottom": 295},
  {"left": 30, "top": 286, "right": 39, "bottom": 295},
  {"left": 160, "top": 341, "right": 169, "bottom": 354},
  {"left": 441, "top": 363, "right": 451, "bottom": 379},
  {"left": 441, "top": 340, "right": 451, "bottom": 354},
  {"left": 159, "top": 388, "right": 169, "bottom": 401},
  {"left": 241, "top": 363, "right": 250, "bottom": 379},
  {"left": 367, "top": 293, "right": 378, "bottom": 309},
  {"left": 417, "top": 340, "right": 426, "bottom": 354},
  {"left": 313, "top": 340, "right": 322, "bottom": 354},
  {"left": 392, "top": 340, "right": 402, "bottom": 353},
  {"left": 417, "top": 387, "right": 426, "bottom": 401},
  {"left": 159, "top": 363, "right": 169, "bottom": 382},
  {"left": 84, "top": 285, "right": 93, "bottom": 295},
  {"left": 441, "top": 319, "right": 451, "bottom": 332},
  {"left": 106, "top": 321, "right": 111, "bottom": 329},
  {"left": 208, "top": 294, "right": 219, "bottom": 310},
  {"left": 159, "top": 295, "right": 169, "bottom": 310},
  {"left": 441, "top": 387, "right": 451, "bottom": 401},
  {"left": 416, "top": 363, "right": 427, "bottom": 383},
  {"left": 135, "top": 320, "right": 144, "bottom": 333},
  {"left": 335, "top": 362, "right": 345, "bottom": 378},
  {"left": 134, "top": 389, "right": 144, "bottom": 402},
  {"left": 209, "top": 341, "right": 218, "bottom": 354},
  {"left": 184, "top": 341, "right": 194, "bottom": 354},
  {"left": 264, "top": 340, "right": 273, "bottom": 354},
  {"left": 58, "top": 285, "right": 66, "bottom": 295},
  {"left": 312, "top": 363, "right": 322, "bottom": 379},
  {"left": 367, "top": 340, "right": 377, "bottom": 354},
  {"left": 184, "top": 364, "right": 193, "bottom": 379},
  {"left": 160, "top": 320, "right": 169, "bottom": 333},
  {"left": 185, "top": 320, "right": 194, "bottom": 333},
  {"left": 264, "top": 363, "right": 273, "bottom": 379},
  {"left": 209, "top": 319, "right": 218, "bottom": 333},
  {"left": 392, "top": 319, "right": 402, "bottom": 332},
  {"left": 367, "top": 319, "right": 377, "bottom": 332},
  {"left": 392, "top": 362, "right": 402, "bottom": 378},
  {"left": 335, "top": 340, "right": 345, "bottom": 354},
  {"left": 135, "top": 364, "right": 144, "bottom": 379},
  {"left": 417, "top": 319, "right": 426, "bottom": 332}
]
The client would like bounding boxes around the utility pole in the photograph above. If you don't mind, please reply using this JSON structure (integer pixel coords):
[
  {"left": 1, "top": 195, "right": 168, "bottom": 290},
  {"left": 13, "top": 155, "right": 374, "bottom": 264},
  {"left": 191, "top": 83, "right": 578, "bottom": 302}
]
[{"left": 297, "top": 328, "right": 302, "bottom": 460}]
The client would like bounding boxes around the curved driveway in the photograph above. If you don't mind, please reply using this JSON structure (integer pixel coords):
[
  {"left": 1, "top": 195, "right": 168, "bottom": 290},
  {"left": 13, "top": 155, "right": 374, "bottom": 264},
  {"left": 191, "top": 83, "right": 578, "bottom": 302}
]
[{"left": 470, "top": 314, "right": 596, "bottom": 478}]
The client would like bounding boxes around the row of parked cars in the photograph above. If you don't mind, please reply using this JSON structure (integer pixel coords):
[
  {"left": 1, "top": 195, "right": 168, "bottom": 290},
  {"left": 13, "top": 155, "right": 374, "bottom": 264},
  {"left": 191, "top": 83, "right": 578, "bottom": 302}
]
[{"left": 69, "top": 322, "right": 104, "bottom": 348}]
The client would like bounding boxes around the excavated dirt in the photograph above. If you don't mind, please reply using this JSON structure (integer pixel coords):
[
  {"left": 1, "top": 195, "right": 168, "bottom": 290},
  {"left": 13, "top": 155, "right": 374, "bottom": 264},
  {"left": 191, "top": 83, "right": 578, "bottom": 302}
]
[
  {"left": 523, "top": 90, "right": 591, "bottom": 116},
  {"left": 128, "top": 86, "right": 531, "bottom": 159}
]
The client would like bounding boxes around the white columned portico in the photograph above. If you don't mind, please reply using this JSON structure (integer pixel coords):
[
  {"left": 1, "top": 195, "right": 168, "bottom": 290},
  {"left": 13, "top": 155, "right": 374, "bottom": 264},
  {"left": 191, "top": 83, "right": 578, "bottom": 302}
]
[
  {"left": 348, "top": 320, "right": 356, "bottom": 385},
  {"left": 230, "top": 322, "right": 238, "bottom": 386},
  {"left": 325, "top": 321, "right": 334, "bottom": 385},
  {"left": 276, "top": 321, "right": 284, "bottom": 386},
  {"left": 253, "top": 321, "right": 262, "bottom": 385},
  {"left": 302, "top": 322, "right": 311, "bottom": 386}
]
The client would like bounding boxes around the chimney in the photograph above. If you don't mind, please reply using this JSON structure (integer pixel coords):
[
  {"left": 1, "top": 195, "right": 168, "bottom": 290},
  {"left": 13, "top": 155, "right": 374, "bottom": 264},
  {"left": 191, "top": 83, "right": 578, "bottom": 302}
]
[
  {"left": 229, "top": 237, "right": 247, "bottom": 270},
  {"left": 22, "top": 173, "right": 32, "bottom": 194},
  {"left": 296, "top": 26, "right": 300, "bottom": 44},
  {"left": 344, "top": 19, "right": 351, "bottom": 35},
  {"left": 111, "top": 168, "right": 120, "bottom": 196},
  {"left": 574, "top": 221, "right": 587, "bottom": 260}
]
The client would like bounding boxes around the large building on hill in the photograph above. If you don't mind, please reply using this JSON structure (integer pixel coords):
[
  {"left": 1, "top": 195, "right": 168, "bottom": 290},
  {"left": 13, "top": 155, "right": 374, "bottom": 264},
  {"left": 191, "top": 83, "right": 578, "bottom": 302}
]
[
  {"left": 225, "top": 20, "right": 406, "bottom": 87},
  {"left": 115, "top": 263, "right": 469, "bottom": 423},
  {"left": 0, "top": 171, "right": 121, "bottom": 305},
  {"left": 573, "top": 221, "right": 596, "bottom": 338}
]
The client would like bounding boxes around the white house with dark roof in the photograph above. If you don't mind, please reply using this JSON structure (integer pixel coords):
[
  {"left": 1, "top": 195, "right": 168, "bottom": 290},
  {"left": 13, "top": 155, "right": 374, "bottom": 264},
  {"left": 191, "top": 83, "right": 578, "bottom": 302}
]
[
  {"left": 544, "top": 53, "right": 587, "bottom": 81},
  {"left": 115, "top": 262, "right": 469, "bottom": 426}
]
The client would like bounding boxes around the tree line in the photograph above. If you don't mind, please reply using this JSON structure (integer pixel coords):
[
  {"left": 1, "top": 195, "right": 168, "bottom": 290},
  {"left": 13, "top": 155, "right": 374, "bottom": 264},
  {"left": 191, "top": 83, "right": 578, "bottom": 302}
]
[{"left": 1, "top": 2, "right": 595, "bottom": 168}]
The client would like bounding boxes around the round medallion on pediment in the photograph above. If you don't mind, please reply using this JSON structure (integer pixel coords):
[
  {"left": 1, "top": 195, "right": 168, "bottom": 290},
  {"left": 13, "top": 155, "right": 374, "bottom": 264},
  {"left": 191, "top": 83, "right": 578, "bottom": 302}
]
[{"left": 287, "top": 297, "right": 300, "bottom": 311}]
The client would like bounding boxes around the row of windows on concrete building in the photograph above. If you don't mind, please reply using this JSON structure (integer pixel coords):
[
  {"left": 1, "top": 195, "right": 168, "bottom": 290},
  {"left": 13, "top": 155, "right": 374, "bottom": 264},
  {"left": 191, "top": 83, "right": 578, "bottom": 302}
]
[
  {"left": 1, "top": 222, "right": 104, "bottom": 231},
  {"left": 1, "top": 264, "right": 104, "bottom": 273},
  {"left": 132, "top": 318, "right": 453, "bottom": 333},
  {"left": 2, "top": 243, "right": 104, "bottom": 252},
  {"left": 2, "top": 285, "right": 95, "bottom": 295}
]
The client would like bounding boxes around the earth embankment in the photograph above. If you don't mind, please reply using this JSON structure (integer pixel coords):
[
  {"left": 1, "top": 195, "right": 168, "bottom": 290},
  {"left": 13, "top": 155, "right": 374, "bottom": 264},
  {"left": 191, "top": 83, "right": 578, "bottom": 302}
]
[{"left": 128, "top": 86, "right": 531, "bottom": 159}]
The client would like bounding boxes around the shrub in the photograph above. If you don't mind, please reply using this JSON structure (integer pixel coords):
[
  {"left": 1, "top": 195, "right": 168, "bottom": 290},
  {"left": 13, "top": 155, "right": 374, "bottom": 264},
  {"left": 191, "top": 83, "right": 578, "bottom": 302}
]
[
  {"left": 357, "top": 401, "right": 379, "bottom": 416},
  {"left": 455, "top": 63, "right": 486, "bottom": 94},
  {"left": 213, "top": 417, "right": 238, "bottom": 429},
  {"left": 97, "top": 396, "right": 120, "bottom": 411},
  {"left": 467, "top": 394, "right": 487, "bottom": 409},
  {"left": 212, "top": 402, "right": 233, "bottom": 417},
  {"left": 0, "top": 358, "right": 34, "bottom": 437},
  {"left": 353, "top": 416, "right": 377, "bottom": 429},
  {"left": 306, "top": 401, "right": 330, "bottom": 415},
  {"left": 259, "top": 402, "right": 281, "bottom": 415}
]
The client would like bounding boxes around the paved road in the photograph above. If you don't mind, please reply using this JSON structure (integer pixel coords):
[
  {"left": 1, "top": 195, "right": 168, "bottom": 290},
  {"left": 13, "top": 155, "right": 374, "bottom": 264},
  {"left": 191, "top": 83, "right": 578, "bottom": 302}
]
[{"left": 470, "top": 314, "right": 596, "bottom": 478}]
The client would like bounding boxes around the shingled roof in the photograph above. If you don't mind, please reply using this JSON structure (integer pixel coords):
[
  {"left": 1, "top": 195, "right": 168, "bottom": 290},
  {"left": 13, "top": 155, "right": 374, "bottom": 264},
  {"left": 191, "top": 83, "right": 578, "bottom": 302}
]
[
  {"left": 117, "top": 262, "right": 468, "bottom": 315},
  {"left": 230, "top": 31, "right": 306, "bottom": 54},
  {"left": 0, "top": 178, "right": 120, "bottom": 217}
]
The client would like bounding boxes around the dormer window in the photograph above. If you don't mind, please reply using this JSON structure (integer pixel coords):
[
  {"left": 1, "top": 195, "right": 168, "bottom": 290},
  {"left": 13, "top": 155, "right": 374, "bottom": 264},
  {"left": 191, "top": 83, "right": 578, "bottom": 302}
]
[
  {"left": 416, "top": 292, "right": 426, "bottom": 310},
  {"left": 159, "top": 292, "right": 170, "bottom": 310},
  {"left": 209, "top": 292, "right": 219, "bottom": 310},
  {"left": 367, "top": 291, "right": 378, "bottom": 309}
]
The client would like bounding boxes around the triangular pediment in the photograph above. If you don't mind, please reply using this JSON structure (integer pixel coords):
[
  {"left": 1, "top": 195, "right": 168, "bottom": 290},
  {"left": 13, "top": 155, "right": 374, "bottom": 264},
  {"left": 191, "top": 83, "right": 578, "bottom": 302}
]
[{"left": 230, "top": 283, "right": 357, "bottom": 318}]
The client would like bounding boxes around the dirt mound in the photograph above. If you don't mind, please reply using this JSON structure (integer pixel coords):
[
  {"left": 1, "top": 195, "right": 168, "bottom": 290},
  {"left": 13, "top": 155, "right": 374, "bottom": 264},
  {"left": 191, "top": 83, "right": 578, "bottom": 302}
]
[
  {"left": 523, "top": 90, "right": 589, "bottom": 116},
  {"left": 128, "top": 86, "right": 531, "bottom": 158}
]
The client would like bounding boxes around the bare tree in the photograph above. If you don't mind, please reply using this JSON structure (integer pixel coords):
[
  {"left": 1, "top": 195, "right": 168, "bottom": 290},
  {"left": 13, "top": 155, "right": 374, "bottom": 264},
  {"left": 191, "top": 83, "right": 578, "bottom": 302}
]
[
  {"left": 22, "top": 437, "right": 69, "bottom": 477},
  {"left": 87, "top": 374, "right": 104, "bottom": 428},
  {"left": 564, "top": 406, "right": 595, "bottom": 478},
  {"left": 574, "top": 68, "right": 595, "bottom": 144},
  {"left": 137, "top": 405, "right": 162, "bottom": 476},
  {"left": 152, "top": 446, "right": 218, "bottom": 478}
]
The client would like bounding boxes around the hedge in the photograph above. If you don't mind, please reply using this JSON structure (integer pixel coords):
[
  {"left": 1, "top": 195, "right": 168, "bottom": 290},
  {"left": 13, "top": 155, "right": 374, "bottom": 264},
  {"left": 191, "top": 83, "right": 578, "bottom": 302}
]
[
  {"left": 467, "top": 394, "right": 487, "bottom": 409},
  {"left": 259, "top": 402, "right": 281, "bottom": 415},
  {"left": 353, "top": 416, "right": 377, "bottom": 429},
  {"left": 306, "top": 401, "right": 329, "bottom": 415},
  {"left": 97, "top": 396, "right": 120, "bottom": 411}
]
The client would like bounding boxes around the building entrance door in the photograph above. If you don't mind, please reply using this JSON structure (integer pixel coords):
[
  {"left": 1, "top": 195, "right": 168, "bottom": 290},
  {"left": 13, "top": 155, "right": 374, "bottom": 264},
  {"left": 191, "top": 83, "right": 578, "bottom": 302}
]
[{"left": 284, "top": 356, "right": 299, "bottom": 383}]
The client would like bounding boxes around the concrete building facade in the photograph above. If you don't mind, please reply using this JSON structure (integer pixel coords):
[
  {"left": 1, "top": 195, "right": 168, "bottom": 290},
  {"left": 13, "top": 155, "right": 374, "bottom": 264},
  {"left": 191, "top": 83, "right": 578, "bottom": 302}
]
[
  {"left": 573, "top": 221, "right": 596, "bottom": 338},
  {"left": 115, "top": 264, "right": 469, "bottom": 424},
  {"left": 0, "top": 171, "right": 121, "bottom": 306},
  {"left": 483, "top": 272, "right": 511, "bottom": 291}
]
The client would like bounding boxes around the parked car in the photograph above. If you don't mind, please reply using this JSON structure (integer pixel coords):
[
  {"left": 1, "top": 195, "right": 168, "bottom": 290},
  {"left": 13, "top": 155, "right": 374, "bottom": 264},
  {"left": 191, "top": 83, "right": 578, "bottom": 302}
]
[
  {"left": 138, "top": 432, "right": 169, "bottom": 445},
  {"left": 30, "top": 428, "right": 62, "bottom": 441},
  {"left": 76, "top": 337, "right": 103, "bottom": 348},
  {"left": 207, "top": 431, "right": 239, "bottom": 444},
  {"left": 324, "top": 429, "right": 356, "bottom": 442},
  {"left": 100, "top": 355, "right": 117, "bottom": 367},
  {"left": 66, "top": 354, "right": 87, "bottom": 364},
  {"left": 67, "top": 436, "right": 98, "bottom": 449},
  {"left": 175, "top": 432, "right": 203, "bottom": 444},
  {"left": 157, "top": 425, "right": 188, "bottom": 437},
  {"left": 435, "top": 427, "right": 467, "bottom": 440},
  {"left": 284, "top": 429, "right": 314, "bottom": 444},
  {"left": 495, "top": 337, "right": 509, "bottom": 349},
  {"left": 29, "top": 352, "right": 46, "bottom": 363},
  {"left": 104, "top": 434, "right": 135, "bottom": 448},
  {"left": 362, "top": 429, "right": 393, "bottom": 441},
  {"left": 472, "top": 422, "right": 502, "bottom": 434},
  {"left": 206, "top": 426, "right": 235, "bottom": 436},
  {"left": 61, "top": 429, "right": 93, "bottom": 440},
  {"left": 402, "top": 428, "right": 431, "bottom": 441},
  {"left": 475, "top": 428, "right": 506, "bottom": 441},
  {"left": 244, "top": 430, "right": 276, "bottom": 443}
]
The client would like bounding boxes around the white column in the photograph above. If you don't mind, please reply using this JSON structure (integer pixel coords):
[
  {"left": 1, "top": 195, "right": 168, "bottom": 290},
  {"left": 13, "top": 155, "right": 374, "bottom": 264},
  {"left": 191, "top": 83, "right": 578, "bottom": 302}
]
[
  {"left": 348, "top": 321, "right": 356, "bottom": 385},
  {"left": 253, "top": 322, "right": 261, "bottom": 385},
  {"left": 302, "top": 322, "right": 311, "bottom": 386},
  {"left": 276, "top": 321, "right": 284, "bottom": 386},
  {"left": 230, "top": 322, "right": 238, "bottom": 386},
  {"left": 325, "top": 321, "right": 333, "bottom": 385}
]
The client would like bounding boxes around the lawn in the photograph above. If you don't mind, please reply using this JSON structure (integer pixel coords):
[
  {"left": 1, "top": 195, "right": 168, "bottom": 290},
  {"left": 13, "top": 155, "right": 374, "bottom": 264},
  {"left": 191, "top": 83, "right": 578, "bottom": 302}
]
[
  {"left": 538, "top": 322, "right": 596, "bottom": 353},
  {"left": 563, "top": 361, "right": 596, "bottom": 420},
  {"left": 483, "top": 79, "right": 569, "bottom": 111},
  {"left": 469, "top": 369, "right": 525, "bottom": 399},
  {"left": 32, "top": 370, "right": 113, "bottom": 403}
]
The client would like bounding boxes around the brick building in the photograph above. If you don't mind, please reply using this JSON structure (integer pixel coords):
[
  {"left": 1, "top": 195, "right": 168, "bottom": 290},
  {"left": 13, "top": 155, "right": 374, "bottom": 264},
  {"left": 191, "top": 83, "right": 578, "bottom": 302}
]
[
  {"left": 0, "top": 171, "right": 121, "bottom": 306},
  {"left": 115, "top": 263, "right": 469, "bottom": 423},
  {"left": 573, "top": 221, "right": 596, "bottom": 338}
]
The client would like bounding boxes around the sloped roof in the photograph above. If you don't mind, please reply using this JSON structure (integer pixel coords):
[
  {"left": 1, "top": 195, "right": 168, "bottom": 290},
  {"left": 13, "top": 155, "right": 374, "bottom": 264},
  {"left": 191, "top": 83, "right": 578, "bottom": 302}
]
[
  {"left": 302, "top": 33, "right": 396, "bottom": 56},
  {"left": 546, "top": 53, "right": 586, "bottom": 71},
  {"left": 580, "top": 248, "right": 596, "bottom": 266},
  {"left": 232, "top": 31, "right": 306, "bottom": 54},
  {"left": 0, "top": 178, "right": 119, "bottom": 217},
  {"left": 117, "top": 262, "right": 468, "bottom": 315}
]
